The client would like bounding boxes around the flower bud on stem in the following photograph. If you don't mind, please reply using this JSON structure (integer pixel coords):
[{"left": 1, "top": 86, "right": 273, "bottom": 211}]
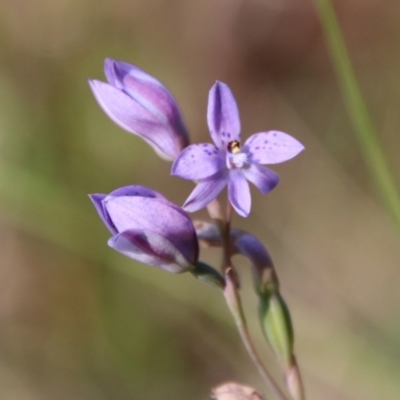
[
  {"left": 259, "top": 290, "right": 293, "bottom": 370},
  {"left": 205, "top": 198, "right": 297, "bottom": 400},
  {"left": 223, "top": 268, "right": 288, "bottom": 400},
  {"left": 231, "top": 230, "right": 306, "bottom": 400}
]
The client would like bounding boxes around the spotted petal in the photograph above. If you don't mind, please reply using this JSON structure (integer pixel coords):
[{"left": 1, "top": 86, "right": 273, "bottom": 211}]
[
  {"left": 171, "top": 143, "right": 224, "bottom": 180},
  {"left": 245, "top": 131, "right": 304, "bottom": 165},
  {"left": 228, "top": 170, "right": 251, "bottom": 217},
  {"left": 108, "top": 229, "right": 194, "bottom": 273},
  {"left": 104, "top": 184, "right": 190, "bottom": 218},
  {"left": 207, "top": 81, "right": 241, "bottom": 150},
  {"left": 183, "top": 170, "right": 229, "bottom": 213},
  {"left": 242, "top": 163, "right": 280, "bottom": 194}
]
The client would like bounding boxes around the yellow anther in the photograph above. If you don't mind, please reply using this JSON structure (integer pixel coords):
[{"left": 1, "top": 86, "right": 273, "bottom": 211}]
[{"left": 227, "top": 140, "right": 241, "bottom": 154}]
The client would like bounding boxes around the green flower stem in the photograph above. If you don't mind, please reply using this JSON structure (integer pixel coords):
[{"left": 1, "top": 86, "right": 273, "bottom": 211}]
[
  {"left": 206, "top": 200, "right": 288, "bottom": 400},
  {"left": 314, "top": 0, "right": 400, "bottom": 231},
  {"left": 223, "top": 201, "right": 233, "bottom": 274},
  {"left": 224, "top": 268, "right": 289, "bottom": 400}
]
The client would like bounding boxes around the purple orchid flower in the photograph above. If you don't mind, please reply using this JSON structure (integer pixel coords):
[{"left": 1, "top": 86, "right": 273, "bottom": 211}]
[
  {"left": 171, "top": 82, "right": 304, "bottom": 217},
  {"left": 88, "top": 59, "right": 189, "bottom": 161},
  {"left": 89, "top": 185, "right": 199, "bottom": 273}
]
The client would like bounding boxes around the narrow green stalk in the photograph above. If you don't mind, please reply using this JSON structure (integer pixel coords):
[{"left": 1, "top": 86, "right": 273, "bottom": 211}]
[
  {"left": 208, "top": 199, "right": 288, "bottom": 400},
  {"left": 224, "top": 269, "right": 289, "bottom": 400},
  {"left": 315, "top": 0, "right": 400, "bottom": 231},
  {"left": 222, "top": 201, "right": 233, "bottom": 274}
]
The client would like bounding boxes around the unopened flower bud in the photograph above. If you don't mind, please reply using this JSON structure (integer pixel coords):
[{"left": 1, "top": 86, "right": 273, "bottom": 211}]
[
  {"left": 89, "top": 185, "right": 198, "bottom": 273},
  {"left": 193, "top": 220, "right": 221, "bottom": 247},
  {"left": 89, "top": 59, "right": 189, "bottom": 161},
  {"left": 231, "top": 230, "right": 276, "bottom": 294},
  {"left": 259, "top": 291, "right": 294, "bottom": 369}
]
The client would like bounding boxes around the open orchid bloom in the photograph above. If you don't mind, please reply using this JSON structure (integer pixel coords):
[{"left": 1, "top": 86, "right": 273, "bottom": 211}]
[
  {"left": 172, "top": 81, "right": 304, "bottom": 217},
  {"left": 88, "top": 59, "right": 189, "bottom": 161},
  {"left": 89, "top": 185, "right": 198, "bottom": 273}
]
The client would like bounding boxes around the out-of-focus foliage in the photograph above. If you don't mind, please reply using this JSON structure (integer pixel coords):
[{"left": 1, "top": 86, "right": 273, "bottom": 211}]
[{"left": 1, "top": 1, "right": 400, "bottom": 399}]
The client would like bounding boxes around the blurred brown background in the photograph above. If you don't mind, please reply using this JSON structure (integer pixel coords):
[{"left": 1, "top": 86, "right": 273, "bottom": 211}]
[{"left": 1, "top": 0, "right": 400, "bottom": 399}]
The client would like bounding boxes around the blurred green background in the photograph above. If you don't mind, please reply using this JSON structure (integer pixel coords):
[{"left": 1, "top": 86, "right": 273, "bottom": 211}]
[{"left": 1, "top": 1, "right": 400, "bottom": 399}]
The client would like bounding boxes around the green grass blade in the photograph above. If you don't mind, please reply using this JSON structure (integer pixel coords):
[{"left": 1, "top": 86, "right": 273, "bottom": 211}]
[{"left": 315, "top": 0, "right": 400, "bottom": 231}]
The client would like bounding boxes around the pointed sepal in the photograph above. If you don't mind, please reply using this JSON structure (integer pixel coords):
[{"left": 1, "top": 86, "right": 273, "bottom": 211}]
[{"left": 191, "top": 261, "right": 225, "bottom": 288}]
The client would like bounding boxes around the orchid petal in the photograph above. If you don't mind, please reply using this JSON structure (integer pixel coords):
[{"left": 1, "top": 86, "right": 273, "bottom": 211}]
[
  {"left": 89, "top": 194, "right": 117, "bottom": 234},
  {"left": 104, "top": 58, "right": 125, "bottom": 89},
  {"left": 108, "top": 185, "right": 168, "bottom": 202},
  {"left": 183, "top": 170, "right": 229, "bottom": 213},
  {"left": 242, "top": 163, "right": 279, "bottom": 194},
  {"left": 90, "top": 186, "right": 168, "bottom": 235},
  {"left": 104, "top": 59, "right": 189, "bottom": 154},
  {"left": 103, "top": 195, "right": 198, "bottom": 263},
  {"left": 88, "top": 79, "right": 180, "bottom": 161},
  {"left": 108, "top": 229, "right": 194, "bottom": 273},
  {"left": 244, "top": 131, "right": 304, "bottom": 165},
  {"left": 207, "top": 81, "right": 241, "bottom": 150},
  {"left": 107, "top": 185, "right": 189, "bottom": 218},
  {"left": 228, "top": 170, "right": 251, "bottom": 217},
  {"left": 171, "top": 143, "right": 224, "bottom": 180}
]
